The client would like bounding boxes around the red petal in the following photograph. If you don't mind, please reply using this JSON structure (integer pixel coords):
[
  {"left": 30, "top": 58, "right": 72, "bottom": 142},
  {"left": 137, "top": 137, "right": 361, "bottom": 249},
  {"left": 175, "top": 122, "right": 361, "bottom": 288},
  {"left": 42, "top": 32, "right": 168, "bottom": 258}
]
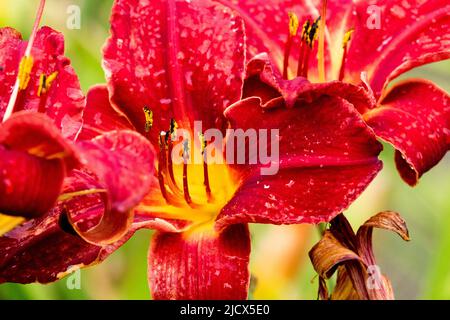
[
  {"left": 103, "top": 0, "right": 245, "bottom": 145},
  {"left": 0, "top": 112, "right": 78, "bottom": 218},
  {"left": 0, "top": 111, "right": 77, "bottom": 162},
  {"left": 77, "top": 85, "right": 134, "bottom": 140},
  {"left": 0, "top": 147, "right": 64, "bottom": 218},
  {"left": 364, "top": 80, "right": 450, "bottom": 186},
  {"left": 149, "top": 224, "right": 250, "bottom": 300},
  {"left": 68, "top": 130, "right": 156, "bottom": 245},
  {"left": 344, "top": 0, "right": 450, "bottom": 97},
  {"left": 0, "top": 170, "right": 183, "bottom": 285},
  {"left": 0, "top": 27, "right": 85, "bottom": 140},
  {"left": 243, "top": 53, "right": 377, "bottom": 113},
  {"left": 216, "top": 94, "right": 382, "bottom": 227},
  {"left": 0, "top": 170, "right": 124, "bottom": 284},
  {"left": 214, "top": 0, "right": 354, "bottom": 81}
]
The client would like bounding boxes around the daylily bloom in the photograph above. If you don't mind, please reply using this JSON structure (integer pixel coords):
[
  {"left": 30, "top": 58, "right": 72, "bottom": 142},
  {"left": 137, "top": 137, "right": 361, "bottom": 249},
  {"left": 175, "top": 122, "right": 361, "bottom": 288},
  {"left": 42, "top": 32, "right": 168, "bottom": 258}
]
[
  {"left": 0, "top": 0, "right": 84, "bottom": 220},
  {"left": 309, "top": 211, "right": 410, "bottom": 300},
  {"left": 0, "top": 0, "right": 155, "bottom": 280},
  {"left": 0, "top": 0, "right": 388, "bottom": 299},
  {"left": 217, "top": 0, "right": 450, "bottom": 186}
]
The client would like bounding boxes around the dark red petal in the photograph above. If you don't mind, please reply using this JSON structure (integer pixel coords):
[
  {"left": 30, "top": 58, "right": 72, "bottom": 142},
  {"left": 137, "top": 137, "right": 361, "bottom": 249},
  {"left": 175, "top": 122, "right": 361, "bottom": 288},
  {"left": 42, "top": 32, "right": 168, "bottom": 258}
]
[
  {"left": 243, "top": 53, "right": 377, "bottom": 113},
  {"left": 345, "top": 0, "right": 450, "bottom": 97},
  {"left": 0, "top": 170, "right": 183, "bottom": 285},
  {"left": 214, "top": 0, "right": 354, "bottom": 81},
  {"left": 0, "top": 27, "right": 85, "bottom": 140},
  {"left": 0, "top": 147, "right": 64, "bottom": 218},
  {"left": 103, "top": 0, "right": 245, "bottom": 145},
  {"left": 149, "top": 224, "right": 251, "bottom": 300},
  {"left": 216, "top": 94, "right": 382, "bottom": 228},
  {"left": 364, "top": 80, "right": 450, "bottom": 186},
  {"left": 68, "top": 130, "right": 156, "bottom": 245},
  {"left": 0, "top": 111, "right": 77, "bottom": 162},
  {"left": 0, "top": 112, "right": 78, "bottom": 218},
  {"left": 77, "top": 85, "right": 134, "bottom": 141},
  {"left": 0, "top": 170, "right": 120, "bottom": 284}
]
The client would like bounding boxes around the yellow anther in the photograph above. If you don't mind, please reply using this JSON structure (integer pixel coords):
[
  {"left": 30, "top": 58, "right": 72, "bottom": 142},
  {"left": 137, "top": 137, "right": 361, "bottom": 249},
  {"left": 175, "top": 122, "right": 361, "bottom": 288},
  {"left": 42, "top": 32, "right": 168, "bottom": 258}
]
[
  {"left": 307, "top": 17, "right": 321, "bottom": 48},
  {"left": 37, "top": 71, "right": 58, "bottom": 96},
  {"left": 342, "top": 28, "right": 355, "bottom": 48},
  {"left": 301, "top": 20, "right": 311, "bottom": 41},
  {"left": 143, "top": 106, "right": 153, "bottom": 132},
  {"left": 18, "top": 55, "right": 34, "bottom": 90},
  {"left": 288, "top": 12, "right": 299, "bottom": 36}
]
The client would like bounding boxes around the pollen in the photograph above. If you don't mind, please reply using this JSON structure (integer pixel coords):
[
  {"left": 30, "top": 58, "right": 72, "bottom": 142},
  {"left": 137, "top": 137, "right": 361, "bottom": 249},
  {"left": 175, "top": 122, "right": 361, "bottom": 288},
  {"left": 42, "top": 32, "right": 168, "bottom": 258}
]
[
  {"left": 143, "top": 106, "right": 153, "bottom": 132},
  {"left": 288, "top": 12, "right": 299, "bottom": 37},
  {"left": 342, "top": 28, "right": 355, "bottom": 49},
  {"left": 307, "top": 17, "right": 321, "bottom": 48},
  {"left": 18, "top": 56, "right": 34, "bottom": 90},
  {"left": 37, "top": 71, "right": 58, "bottom": 96}
]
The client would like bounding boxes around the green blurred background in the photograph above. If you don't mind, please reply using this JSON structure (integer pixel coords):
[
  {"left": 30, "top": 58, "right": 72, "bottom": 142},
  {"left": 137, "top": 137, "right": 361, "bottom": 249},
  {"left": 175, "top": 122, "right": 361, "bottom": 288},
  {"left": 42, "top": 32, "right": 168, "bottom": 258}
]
[{"left": 0, "top": 0, "right": 449, "bottom": 300}]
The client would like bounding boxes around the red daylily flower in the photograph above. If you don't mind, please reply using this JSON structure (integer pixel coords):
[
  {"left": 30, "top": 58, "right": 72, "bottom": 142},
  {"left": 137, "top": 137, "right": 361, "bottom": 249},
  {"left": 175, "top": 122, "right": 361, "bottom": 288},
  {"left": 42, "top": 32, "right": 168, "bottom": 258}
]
[
  {"left": 0, "top": 0, "right": 155, "bottom": 279},
  {"left": 0, "top": 0, "right": 387, "bottom": 300},
  {"left": 3, "top": 0, "right": 447, "bottom": 301},
  {"left": 0, "top": 0, "right": 84, "bottom": 219},
  {"left": 217, "top": 0, "right": 450, "bottom": 186}
]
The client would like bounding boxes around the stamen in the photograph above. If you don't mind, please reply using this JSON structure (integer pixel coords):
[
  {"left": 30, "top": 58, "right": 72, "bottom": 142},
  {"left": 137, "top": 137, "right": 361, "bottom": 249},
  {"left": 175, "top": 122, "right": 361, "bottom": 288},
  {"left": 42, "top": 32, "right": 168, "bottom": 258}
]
[
  {"left": 199, "top": 133, "right": 213, "bottom": 203},
  {"left": 182, "top": 139, "right": 192, "bottom": 205},
  {"left": 283, "top": 12, "right": 299, "bottom": 79},
  {"left": 37, "top": 71, "right": 58, "bottom": 96},
  {"left": 297, "top": 20, "right": 310, "bottom": 77},
  {"left": 143, "top": 106, "right": 153, "bottom": 132},
  {"left": 339, "top": 29, "right": 354, "bottom": 81},
  {"left": 317, "top": 0, "right": 327, "bottom": 82},
  {"left": 158, "top": 132, "right": 171, "bottom": 203},
  {"left": 36, "top": 71, "right": 57, "bottom": 113},
  {"left": 298, "top": 18, "right": 320, "bottom": 79},
  {"left": 167, "top": 119, "right": 178, "bottom": 187},
  {"left": 2, "top": 0, "right": 46, "bottom": 122}
]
